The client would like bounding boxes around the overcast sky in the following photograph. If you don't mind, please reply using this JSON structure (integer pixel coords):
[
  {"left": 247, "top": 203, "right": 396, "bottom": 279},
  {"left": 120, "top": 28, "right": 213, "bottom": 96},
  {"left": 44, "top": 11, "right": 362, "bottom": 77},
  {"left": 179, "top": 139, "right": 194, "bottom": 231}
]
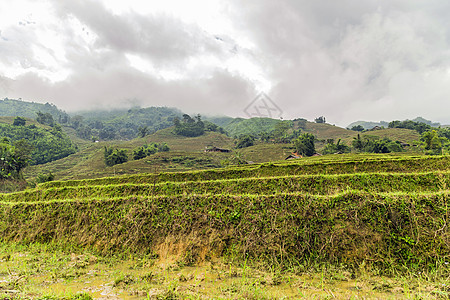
[{"left": 1, "top": 0, "right": 450, "bottom": 126}]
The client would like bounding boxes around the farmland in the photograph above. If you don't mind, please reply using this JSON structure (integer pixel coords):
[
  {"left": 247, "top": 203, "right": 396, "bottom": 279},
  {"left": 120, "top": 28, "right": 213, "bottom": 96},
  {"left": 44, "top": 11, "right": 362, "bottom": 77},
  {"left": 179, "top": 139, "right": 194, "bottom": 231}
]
[{"left": 0, "top": 153, "right": 449, "bottom": 299}]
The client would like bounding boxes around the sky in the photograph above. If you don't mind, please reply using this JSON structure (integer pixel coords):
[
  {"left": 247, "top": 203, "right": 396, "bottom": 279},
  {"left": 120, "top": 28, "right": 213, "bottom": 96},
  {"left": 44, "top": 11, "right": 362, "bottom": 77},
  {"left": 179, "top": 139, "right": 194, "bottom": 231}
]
[{"left": 1, "top": 0, "right": 450, "bottom": 127}]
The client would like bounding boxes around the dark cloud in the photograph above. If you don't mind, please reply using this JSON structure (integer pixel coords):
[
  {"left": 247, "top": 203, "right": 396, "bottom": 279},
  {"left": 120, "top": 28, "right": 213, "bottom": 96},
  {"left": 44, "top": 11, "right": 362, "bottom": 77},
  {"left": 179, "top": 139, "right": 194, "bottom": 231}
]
[{"left": 3, "top": 0, "right": 450, "bottom": 126}]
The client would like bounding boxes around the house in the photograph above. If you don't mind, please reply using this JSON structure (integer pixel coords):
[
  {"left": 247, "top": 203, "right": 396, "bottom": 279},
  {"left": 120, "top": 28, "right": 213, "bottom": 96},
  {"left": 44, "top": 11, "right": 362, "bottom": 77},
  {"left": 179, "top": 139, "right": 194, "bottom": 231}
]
[
  {"left": 285, "top": 152, "right": 302, "bottom": 160},
  {"left": 204, "top": 146, "right": 231, "bottom": 153},
  {"left": 370, "top": 126, "right": 382, "bottom": 131}
]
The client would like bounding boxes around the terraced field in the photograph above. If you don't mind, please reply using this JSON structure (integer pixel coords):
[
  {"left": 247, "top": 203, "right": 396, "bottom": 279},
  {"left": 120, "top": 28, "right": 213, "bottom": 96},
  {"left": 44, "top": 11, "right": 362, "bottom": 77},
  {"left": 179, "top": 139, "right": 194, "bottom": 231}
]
[{"left": 1, "top": 154, "right": 449, "bottom": 298}]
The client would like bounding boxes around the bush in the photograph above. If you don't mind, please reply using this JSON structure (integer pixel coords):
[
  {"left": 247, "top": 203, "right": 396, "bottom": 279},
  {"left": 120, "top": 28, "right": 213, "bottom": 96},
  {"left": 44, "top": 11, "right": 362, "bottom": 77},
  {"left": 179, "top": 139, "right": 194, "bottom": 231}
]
[
  {"left": 322, "top": 139, "right": 350, "bottom": 154},
  {"left": 36, "top": 172, "right": 55, "bottom": 183},
  {"left": 12, "top": 116, "right": 26, "bottom": 126},
  {"left": 104, "top": 147, "right": 128, "bottom": 166},
  {"left": 235, "top": 135, "right": 255, "bottom": 149},
  {"left": 132, "top": 143, "right": 170, "bottom": 160}
]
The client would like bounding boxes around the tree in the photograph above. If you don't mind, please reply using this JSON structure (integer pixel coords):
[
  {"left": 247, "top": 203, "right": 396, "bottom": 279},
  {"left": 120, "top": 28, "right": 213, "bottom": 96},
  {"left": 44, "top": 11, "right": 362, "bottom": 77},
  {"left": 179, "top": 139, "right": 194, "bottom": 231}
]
[
  {"left": 314, "top": 116, "right": 326, "bottom": 124},
  {"left": 0, "top": 139, "right": 32, "bottom": 179},
  {"left": 173, "top": 114, "right": 205, "bottom": 137},
  {"left": 350, "top": 125, "right": 364, "bottom": 132},
  {"left": 421, "top": 130, "right": 442, "bottom": 154},
  {"left": 138, "top": 126, "right": 149, "bottom": 138},
  {"left": 13, "top": 117, "right": 26, "bottom": 126},
  {"left": 36, "top": 111, "right": 54, "bottom": 127},
  {"left": 235, "top": 135, "right": 255, "bottom": 149},
  {"left": 70, "top": 115, "right": 84, "bottom": 129},
  {"left": 132, "top": 143, "right": 170, "bottom": 160},
  {"left": 352, "top": 134, "right": 364, "bottom": 152},
  {"left": 294, "top": 133, "right": 315, "bottom": 156}
]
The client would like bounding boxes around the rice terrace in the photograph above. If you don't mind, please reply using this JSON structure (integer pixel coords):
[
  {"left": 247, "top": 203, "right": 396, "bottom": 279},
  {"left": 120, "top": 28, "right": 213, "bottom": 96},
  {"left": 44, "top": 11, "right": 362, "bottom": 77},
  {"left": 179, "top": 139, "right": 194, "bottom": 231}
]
[{"left": 1, "top": 153, "right": 449, "bottom": 299}]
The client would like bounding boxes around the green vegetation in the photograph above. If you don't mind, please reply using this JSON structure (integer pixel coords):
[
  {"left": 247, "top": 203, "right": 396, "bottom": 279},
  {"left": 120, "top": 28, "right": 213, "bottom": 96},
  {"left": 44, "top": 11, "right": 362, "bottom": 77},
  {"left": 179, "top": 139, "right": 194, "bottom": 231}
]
[
  {"left": 1, "top": 155, "right": 449, "bottom": 275},
  {"left": 389, "top": 119, "right": 433, "bottom": 134},
  {"left": 347, "top": 117, "right": 439, "bottom": 131},
  {"left": 322, "top": 139, "right": 351, "bottom": 154},
  {"left": 0, "top": 98, "right": 70, "bottom": 122},
  {"left": 36, "top": 111, "right": 56, "bottom": 127},
  {"left": 349, "top": 124, "right": 364, "bottom": 131},
  {"left": 0, "top": 118, "right": 77, "bottom": 165},
  {"left": 235, "top": 134, "right": 255, "bottom": 149},
  {"left": 0, "top": 138, "right": 32, "bottom": 179},
  {"left": 352, "top": 134, "right": 404, "bottom": 154},
  {"left": 173, "top": 114, "right": 205, "bottom": 137},
  {"left": 72, "top": 106, "right": 182, "bottom": 140},
  {"left": 173, "top": 114, "right": 224, "bottom": 137},
  {"left": 132, "top": 142, "right": 170, "bottom": 160},
  {"left": 314, "top": 116, "right": 326, "bottom": 123},
  {"left": 103, "top": 147, "right": 128, "bottom": 166},
  {"left": 294, "top": 133, "right": 316, "bottom": 156},
  {"left": 219, "top": 117, "right": 282, "bottom": 137}
]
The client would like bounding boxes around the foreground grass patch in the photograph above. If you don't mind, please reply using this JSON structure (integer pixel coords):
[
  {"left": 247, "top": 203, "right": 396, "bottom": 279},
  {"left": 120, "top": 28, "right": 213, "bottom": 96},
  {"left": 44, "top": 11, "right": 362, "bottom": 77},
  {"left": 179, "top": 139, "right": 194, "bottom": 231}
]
[{"left": 0, "top": 243, "right": 448, "bottom": 299}]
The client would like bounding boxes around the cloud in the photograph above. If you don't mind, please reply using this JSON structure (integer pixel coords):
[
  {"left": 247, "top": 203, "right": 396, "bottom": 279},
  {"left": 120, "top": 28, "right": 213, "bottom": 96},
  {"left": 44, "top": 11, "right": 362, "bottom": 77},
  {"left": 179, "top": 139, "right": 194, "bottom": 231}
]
[
  {"left": 6, "top": 66, "right": 256, "bottom": 116},
  {"left": 51, "top": 0, "right": 227, "bottom": 68},
  {"left": 225, "top": 0, "right": 450, "bottom": 125},
  {"left": 3, "top": 0, "right": 450, "bottom": 126}
]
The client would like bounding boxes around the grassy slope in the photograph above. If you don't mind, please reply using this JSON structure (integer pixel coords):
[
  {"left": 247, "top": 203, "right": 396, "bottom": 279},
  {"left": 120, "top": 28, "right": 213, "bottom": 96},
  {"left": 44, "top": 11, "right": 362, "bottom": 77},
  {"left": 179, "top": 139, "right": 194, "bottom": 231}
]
[
  {"left": 24, "top": 128, "right": 236, "bottom": 180},
  {"left": 301, "top": 121, "right": 420, "bottom": 149},
  {"left": 19, "top": 117, "right": 421, "bottom": 182}
]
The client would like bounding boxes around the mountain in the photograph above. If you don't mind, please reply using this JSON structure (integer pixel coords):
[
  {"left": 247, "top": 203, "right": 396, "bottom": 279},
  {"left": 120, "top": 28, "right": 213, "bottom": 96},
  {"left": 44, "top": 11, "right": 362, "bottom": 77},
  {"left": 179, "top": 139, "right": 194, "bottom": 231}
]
[
  {"left": 347, "top": 117, "right": 440, "bottom": 130},
  {"left": 72, "top": 106, "right": 183, "bottom": 140},
  {"left": 346, "top": 120, "right": 389, "bottom": 130}
]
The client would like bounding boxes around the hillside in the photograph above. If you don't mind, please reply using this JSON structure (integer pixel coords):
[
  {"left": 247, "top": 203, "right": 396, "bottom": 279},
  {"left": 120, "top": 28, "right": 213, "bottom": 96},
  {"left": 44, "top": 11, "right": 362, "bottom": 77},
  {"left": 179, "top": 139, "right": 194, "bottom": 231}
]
[
  {"left": 0, "top": 116, "right": 77, "bottom": 165},
  {"left": 299, "top": 121, "right": 420, "bottom": 150},
  {"left": 23, "top": 129, "right": 235, "bottom": 180},
  {"left": 0, "top": 98, "right": 69, "bottom": 121},
  {"left": 348, "top": 117, "right": 441, "bottom": 130},
  {"left": 73, "top": 106, "right": 183, "bottom": 140},
  {"left": 23, "top": 123, "right": 424, "bottom": 182},
  {"left": 217, "top": 117, "right": 282, "bottom": 137},
  {"left": 1, "top": 154, "right": 449, "bottom": 298}
]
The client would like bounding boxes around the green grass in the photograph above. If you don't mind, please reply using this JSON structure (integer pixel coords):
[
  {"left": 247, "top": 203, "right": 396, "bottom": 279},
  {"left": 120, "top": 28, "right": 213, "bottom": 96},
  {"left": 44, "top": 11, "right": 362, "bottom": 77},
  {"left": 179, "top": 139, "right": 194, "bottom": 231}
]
[
  {"left": 4, "top": 171, "right": 450, "bottom": 202},
  {"left": 0, "top": 190, "right": 448, "bottom": 273},
  {"left": 26, "top": 154, "right": 450, "bottom": 190}
]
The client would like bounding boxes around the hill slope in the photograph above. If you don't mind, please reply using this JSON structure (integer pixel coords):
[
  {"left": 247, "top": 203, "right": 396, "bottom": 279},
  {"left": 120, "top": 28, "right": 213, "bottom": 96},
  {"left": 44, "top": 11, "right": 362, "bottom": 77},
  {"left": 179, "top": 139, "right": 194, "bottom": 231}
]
[
  {"left": 0, "top": 98, "right": 69, "bottom": 121},
  {"left": 1, "top": 154, "right": 449, "bottom": 277}
]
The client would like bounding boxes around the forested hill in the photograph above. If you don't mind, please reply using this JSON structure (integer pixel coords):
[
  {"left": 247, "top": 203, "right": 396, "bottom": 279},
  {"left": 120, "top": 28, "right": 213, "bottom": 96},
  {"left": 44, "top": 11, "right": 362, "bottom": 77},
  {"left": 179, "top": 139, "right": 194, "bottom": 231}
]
[
  {"left": 0, "top": 98, "right": 69, "bottom": 121},
  {"left": 0, "top": 99, "right": 184, "bottom": 140},
  {"left": 0, "top": 117, "right": 77, "bottom": 165},
  {"left": 348, "top": 117, "right": 441, "bottom": 130},
  {"left": 72, "top": 107, "right": 183, "bottom": 140}
]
